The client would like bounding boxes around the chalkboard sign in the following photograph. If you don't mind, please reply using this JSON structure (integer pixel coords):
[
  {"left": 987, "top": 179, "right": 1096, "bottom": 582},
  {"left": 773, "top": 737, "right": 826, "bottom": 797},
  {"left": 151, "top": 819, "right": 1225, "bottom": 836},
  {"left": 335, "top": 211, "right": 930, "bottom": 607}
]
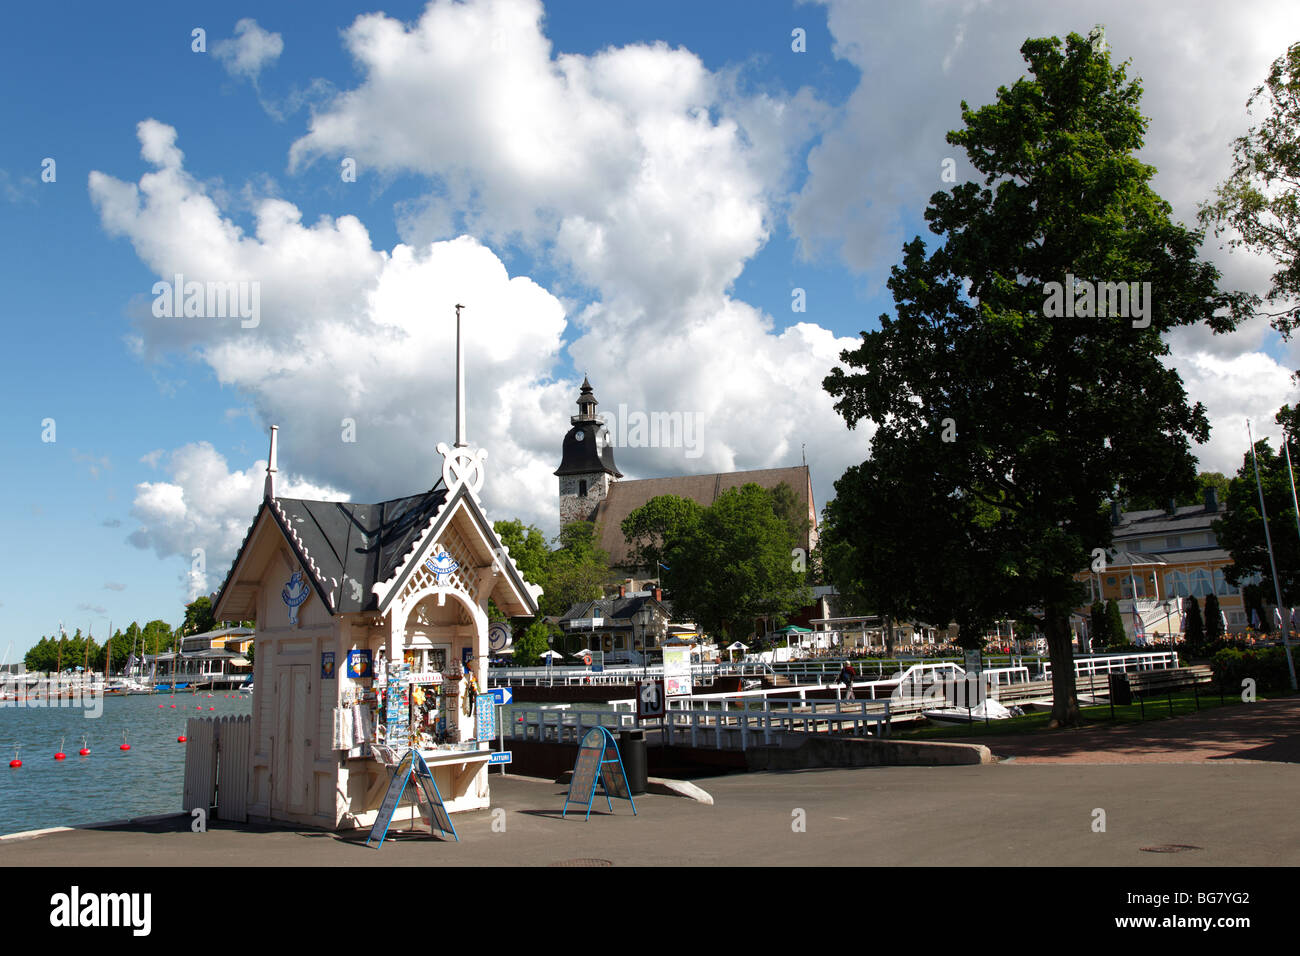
[
  {"left": 366, "top": 749, "right": 458, "bottom": 848},
  {"left": 412, "top": 751, "right": 456, "bottom": 841},
  {"left": 367, "top": 750, "right": 413, "bottom": 848},
  {"left": 562, "top": 727, "right": 637, "bottom": 821}
]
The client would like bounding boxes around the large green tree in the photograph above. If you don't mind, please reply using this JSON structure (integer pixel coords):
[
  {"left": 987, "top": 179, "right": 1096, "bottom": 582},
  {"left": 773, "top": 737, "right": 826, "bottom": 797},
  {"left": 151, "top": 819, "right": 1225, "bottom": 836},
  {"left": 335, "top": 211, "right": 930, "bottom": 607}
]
[
  {"left": 1200, "top": 41, "right": 1300, "bottom": 336},
  {"left": 823, "top": 32, "right": 1244, "bottom": 726},
  {"left": 624, "top": 484, "right": 811, "bottom": 638}
]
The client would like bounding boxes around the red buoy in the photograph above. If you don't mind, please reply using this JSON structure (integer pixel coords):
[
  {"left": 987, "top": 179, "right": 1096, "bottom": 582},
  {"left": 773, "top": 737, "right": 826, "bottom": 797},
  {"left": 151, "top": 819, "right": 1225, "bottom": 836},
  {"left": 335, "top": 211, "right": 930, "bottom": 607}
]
[
  {"left": 8, "top": 760, "right": 20, "bottom": 768},
  {"left": 54, "top": 752, "right": 66, "bottom": 760},
  {"left": 159, "top": 703, "right": 164, "bottom": 708},
  {"left": 169, "top": 704, "right": 176, "bottom": 709},
  {"left": 208, "top": 707, "right": 215, "bottom": 711},
  {"left": 79, "top": 748, "right": 90, "bottom": 756},
  {"left": 177, "top": 735, "right": 187, "bottom": 743},
  {"left": 119, "top": 744, "right": 131, "bottom": 751}
]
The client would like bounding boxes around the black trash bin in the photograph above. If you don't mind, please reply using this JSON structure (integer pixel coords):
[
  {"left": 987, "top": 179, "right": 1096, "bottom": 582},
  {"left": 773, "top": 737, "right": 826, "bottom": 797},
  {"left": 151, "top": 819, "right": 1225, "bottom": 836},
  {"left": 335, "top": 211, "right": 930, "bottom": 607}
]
[
  {"left": 619, "top": 729, "right": 647, "bottom": 795},
  {"left": 1109, "top": 673, "right": 1133, "bottom": 706}
]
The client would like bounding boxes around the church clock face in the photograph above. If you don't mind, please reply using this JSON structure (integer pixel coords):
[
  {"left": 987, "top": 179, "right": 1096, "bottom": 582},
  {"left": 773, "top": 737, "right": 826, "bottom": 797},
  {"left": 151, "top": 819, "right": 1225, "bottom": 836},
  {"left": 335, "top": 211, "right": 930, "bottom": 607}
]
[{"left": 574, "top": 430, "right": 584, "bottom": 442}]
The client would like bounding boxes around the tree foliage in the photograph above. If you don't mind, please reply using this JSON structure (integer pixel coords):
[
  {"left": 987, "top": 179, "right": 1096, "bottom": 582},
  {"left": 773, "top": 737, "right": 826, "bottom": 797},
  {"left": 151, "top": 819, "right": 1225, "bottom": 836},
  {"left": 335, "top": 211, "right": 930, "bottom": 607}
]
[
  {"left": 823, "top": 32, "right": 1245, "bottom": 725},
  {"left": 511, "top": 619, "right": 554, "bottom": 667},
  {"left": 182, "top": 597, "right": 217, "bottom": 636},
  {"left": 1200, "top": 41, "right": 1300, "bottom": 335},
  {"left": 1204, "top": 592, "right": 1225, "bottom": 644},
  {"left": 1183, "top": 595, "right": 1205, "bottom": 657},
  {"left": 1213, "top": 432, "right": 1300, "bottom": 605},
  {"left": 623, "top": 484, "right": 811, "bottom": 638}
]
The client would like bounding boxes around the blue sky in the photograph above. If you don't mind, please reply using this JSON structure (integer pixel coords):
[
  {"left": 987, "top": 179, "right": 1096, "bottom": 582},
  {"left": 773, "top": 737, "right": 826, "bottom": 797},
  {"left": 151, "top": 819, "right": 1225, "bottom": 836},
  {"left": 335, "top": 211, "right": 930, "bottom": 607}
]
[{"left": 1, "top": 0, "right": 1296, "bottom": 655}]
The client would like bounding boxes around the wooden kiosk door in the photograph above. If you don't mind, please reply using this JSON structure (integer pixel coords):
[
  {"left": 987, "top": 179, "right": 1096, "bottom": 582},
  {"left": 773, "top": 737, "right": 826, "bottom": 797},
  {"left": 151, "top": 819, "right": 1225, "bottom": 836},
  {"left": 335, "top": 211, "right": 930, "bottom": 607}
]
[{"left": 271, "top": 665, "right": 310, "bottom": 816}]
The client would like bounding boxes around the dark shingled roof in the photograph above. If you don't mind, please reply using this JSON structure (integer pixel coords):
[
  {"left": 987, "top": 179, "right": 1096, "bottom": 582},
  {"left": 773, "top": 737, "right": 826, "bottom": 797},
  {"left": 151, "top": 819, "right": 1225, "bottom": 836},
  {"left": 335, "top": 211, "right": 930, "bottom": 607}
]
[
  {"left": 560, "top": 594, "right": 672, "bottom": 626},
  {"left": 270, "top": 488, "right": 448, "bottom": 614}
]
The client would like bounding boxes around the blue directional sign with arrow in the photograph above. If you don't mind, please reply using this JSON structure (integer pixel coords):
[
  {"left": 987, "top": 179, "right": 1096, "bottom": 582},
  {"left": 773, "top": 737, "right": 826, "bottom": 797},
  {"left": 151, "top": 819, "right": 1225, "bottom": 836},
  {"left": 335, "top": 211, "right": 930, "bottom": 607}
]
[{"left": 491, "top": 687, "right": 513, "bottom": 706}]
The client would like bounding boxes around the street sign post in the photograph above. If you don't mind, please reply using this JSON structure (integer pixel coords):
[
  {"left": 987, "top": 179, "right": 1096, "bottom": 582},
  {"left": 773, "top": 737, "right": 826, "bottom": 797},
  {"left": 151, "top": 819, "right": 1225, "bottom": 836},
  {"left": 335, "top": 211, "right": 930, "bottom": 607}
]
[{"left": 636, "top": 679, "right": 665, "bottom": 721}]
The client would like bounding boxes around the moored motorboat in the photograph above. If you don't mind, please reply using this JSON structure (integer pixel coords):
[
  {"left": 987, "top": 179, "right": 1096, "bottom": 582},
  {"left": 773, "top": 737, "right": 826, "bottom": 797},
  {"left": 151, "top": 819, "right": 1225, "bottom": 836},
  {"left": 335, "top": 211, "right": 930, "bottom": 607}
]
[{"left": 923, "top": 698, "right": 1021, "bottom": 724}]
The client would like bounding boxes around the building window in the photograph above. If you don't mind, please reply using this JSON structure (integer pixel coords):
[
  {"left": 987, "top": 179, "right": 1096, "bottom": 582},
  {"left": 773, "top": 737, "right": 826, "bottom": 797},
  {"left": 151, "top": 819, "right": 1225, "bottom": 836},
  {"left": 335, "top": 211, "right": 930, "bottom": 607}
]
[
  {"left": 1164, "top": 571, "right": 1189, "bottom": 597},
  {"left": 1166, "top": 535, "right": 1182, "bottom": 550},
  {"left": 1213, "top": 569, "right": 1237, "bottom": 596},
  {"left": 1189, "top": 568, "right": 1213, "bottom": 598},
  {"left": 578, "top": 479, "right": 588, "bottom": 498}
]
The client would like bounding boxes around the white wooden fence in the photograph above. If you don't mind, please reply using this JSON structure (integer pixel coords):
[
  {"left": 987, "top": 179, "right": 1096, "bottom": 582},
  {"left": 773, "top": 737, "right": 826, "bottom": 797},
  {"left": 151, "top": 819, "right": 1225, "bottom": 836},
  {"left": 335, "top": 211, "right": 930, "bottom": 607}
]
[{"left": 182, "top": 715, "right": 251, "bottom": 823}]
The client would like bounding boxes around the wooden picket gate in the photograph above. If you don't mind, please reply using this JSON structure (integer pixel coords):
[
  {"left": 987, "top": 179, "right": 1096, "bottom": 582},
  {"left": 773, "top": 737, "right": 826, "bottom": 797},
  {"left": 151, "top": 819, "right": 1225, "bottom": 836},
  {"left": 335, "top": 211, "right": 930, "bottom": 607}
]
[{"left": 182, "top": 715, "right": 251, "bottom": 823}]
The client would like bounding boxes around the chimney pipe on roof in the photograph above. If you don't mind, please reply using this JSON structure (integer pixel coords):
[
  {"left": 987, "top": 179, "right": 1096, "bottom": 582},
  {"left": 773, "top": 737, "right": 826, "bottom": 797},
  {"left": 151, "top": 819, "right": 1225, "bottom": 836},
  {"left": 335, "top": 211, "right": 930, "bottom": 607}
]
[
  {"left": 1204, "top": 486, "right": 1220, "bottom": 513},
  {"left": 1165, "top": 497, "right": 1178, "bottom": 515},
  {"left": 1110, "top": 501, "right": 1121, "bottom": 526},
  {"left": 654, "top": 587, "right": 662, "bottom": 602}
]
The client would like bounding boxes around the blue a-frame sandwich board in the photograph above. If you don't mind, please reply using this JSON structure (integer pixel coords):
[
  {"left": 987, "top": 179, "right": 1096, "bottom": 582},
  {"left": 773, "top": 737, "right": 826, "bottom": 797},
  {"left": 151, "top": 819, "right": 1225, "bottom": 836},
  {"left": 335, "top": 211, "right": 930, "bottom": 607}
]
[
  {"left": 562, "top": 726, "right": 637, "bottom": 820},
  {"left": 366, "top": 749, "right": 459, "bottom": 848}
]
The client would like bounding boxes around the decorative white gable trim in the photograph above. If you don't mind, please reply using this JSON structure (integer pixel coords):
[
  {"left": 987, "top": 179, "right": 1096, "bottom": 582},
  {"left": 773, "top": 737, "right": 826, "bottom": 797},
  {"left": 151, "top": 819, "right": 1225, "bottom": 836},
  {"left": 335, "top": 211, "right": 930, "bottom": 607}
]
[
  {"left": 370, "top": 487, "right": 541, "bottom": 616},
  {"left": 269, "top": 497, "right": 335, "bottom": 612}
]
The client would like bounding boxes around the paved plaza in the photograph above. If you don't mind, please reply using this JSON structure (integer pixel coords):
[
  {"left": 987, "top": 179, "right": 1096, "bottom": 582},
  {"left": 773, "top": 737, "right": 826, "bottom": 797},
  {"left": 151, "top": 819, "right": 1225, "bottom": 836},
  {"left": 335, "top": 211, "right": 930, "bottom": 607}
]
[{"left": 3, "top": 697, "right": 1296, "bottom": 867}]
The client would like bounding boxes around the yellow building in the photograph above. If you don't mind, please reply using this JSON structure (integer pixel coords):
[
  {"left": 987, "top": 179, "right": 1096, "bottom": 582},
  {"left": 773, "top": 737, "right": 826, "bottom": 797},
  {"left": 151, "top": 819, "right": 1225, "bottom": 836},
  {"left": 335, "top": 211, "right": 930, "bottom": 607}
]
[{"left": 1077, "top": 489, "right": 1246, "bottom": 639}]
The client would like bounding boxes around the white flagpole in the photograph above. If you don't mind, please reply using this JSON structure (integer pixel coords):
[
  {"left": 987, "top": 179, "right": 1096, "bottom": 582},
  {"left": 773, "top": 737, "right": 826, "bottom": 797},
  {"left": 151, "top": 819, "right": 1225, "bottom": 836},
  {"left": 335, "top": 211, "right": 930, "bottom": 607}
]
[{"left": 1247, "top": 420, "right": 1298, "bottom": 690}]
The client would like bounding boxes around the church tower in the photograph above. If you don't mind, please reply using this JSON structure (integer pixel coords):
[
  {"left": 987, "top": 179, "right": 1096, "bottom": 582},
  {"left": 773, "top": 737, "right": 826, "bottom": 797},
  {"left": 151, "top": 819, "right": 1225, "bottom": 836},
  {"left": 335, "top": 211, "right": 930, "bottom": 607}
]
[{"left": 556, "top": 377, "right": 622, "bottom": 525}]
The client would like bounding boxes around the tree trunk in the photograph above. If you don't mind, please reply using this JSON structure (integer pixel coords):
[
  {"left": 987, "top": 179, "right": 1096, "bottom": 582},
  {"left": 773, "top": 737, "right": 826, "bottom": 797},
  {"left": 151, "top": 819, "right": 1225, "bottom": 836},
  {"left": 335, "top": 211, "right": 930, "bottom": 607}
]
[{"left": 1044, "top": 603, "right": 1081, "bottom": 727}]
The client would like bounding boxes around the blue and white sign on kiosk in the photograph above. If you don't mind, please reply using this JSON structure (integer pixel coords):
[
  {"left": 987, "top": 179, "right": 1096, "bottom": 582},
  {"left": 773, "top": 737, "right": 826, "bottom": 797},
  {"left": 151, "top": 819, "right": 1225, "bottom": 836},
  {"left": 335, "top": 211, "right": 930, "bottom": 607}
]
[
  {"left": 562, "top": 726, "right": 637, "bottom": 821},
  {"left": 490, "top": 686, "right": 513, "bottom": 706},
  {"left": 366, "top": 749, "right": 459, "bottom": 848}
]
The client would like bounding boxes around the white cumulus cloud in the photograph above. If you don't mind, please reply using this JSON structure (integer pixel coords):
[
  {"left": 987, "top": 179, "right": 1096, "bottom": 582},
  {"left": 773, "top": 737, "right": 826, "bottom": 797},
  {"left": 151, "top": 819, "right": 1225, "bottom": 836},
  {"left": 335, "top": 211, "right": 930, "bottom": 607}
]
[
  {"left": 214, "top": 19, "right": 284, "bottom": 82},
  {"left": 128, "top": 442, "right": 346, "bottom": 597}
]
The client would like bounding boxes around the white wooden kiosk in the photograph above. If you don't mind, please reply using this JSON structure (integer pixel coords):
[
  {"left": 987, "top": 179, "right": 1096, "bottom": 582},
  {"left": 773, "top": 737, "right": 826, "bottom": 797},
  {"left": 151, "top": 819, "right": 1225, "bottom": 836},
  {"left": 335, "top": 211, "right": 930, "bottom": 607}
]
[{"left": 212, "top": 311, "right": 541, "bottom": 831}]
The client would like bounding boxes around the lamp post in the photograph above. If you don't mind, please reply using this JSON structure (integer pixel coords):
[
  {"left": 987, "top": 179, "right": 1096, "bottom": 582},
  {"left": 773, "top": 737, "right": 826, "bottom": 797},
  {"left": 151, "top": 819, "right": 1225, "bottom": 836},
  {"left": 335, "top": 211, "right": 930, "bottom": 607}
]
[{"left": 633, "top": 606, "right": 653, "bottom": 680}]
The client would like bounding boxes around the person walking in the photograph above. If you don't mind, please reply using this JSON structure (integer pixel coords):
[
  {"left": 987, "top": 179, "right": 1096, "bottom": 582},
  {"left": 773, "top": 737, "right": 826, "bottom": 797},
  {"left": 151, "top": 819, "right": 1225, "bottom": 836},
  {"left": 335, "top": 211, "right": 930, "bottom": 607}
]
[{"left": 838, "top": 660, "right": 856, "bottom": 700}]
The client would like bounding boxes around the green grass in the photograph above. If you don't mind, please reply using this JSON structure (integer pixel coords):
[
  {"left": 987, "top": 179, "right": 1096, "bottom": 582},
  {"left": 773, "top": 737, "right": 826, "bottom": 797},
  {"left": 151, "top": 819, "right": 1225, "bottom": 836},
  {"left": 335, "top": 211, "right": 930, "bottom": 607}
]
[{"left": 895, "top": 691, "right": 1254, "bottom": 741}]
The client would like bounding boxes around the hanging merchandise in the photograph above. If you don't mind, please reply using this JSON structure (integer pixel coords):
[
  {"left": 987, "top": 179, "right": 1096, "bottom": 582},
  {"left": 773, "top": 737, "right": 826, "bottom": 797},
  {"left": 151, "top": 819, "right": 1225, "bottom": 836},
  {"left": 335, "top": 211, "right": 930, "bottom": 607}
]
[{"left": 463, "top": 662, "right": 479, "bottom": 717}]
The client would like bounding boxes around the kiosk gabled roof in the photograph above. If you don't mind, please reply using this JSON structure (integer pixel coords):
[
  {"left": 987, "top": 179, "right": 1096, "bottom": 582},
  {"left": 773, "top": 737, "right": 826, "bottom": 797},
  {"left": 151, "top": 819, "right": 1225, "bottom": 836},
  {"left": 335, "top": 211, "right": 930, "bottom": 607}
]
[
  {"left": 271, "top": 488, "right": 451, "bottom": 614},
  {"left": 214, "top": 482, "right": 542, "bottom": 622},
  {"left": 213, "top": 486, "right": 448, "bottom": 619}
]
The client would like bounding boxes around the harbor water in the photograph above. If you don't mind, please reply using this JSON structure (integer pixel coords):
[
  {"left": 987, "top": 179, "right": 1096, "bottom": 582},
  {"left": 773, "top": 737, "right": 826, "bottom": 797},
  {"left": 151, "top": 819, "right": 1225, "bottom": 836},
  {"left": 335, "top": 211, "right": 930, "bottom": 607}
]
[{"left": 0, "top": 691, "right": 251, "bottom": 836}]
